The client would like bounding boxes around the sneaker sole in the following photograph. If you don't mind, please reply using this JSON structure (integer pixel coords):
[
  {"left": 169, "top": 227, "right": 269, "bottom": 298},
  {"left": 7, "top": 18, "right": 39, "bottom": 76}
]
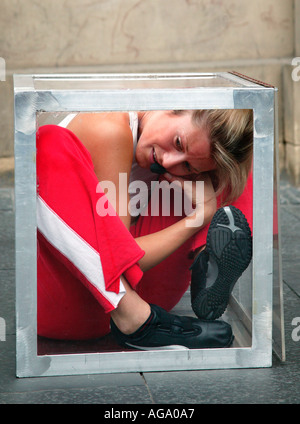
[
  {"left": 125, "top": 343, "right": 190, "bottom": 351},
  {"left": 192, "top": 206, "right": 252, "bottom": 320},
  {"left": 124, "top": 334, "right": 235, "bottom": 351}
]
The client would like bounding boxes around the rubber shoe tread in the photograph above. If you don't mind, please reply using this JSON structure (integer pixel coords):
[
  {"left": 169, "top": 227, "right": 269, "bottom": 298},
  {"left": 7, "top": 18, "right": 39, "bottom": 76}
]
[{"left": 191, "top": 206, "right": 252, "bottom": 320}]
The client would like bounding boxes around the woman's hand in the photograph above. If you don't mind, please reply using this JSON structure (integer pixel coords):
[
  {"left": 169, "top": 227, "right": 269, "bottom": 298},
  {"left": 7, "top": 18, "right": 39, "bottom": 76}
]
[
  {"left": 135, "top": 172, "right": 217, "bottom": 272},
  {"left": 162, "top": 172, "right": 217, "bottom": 228}
]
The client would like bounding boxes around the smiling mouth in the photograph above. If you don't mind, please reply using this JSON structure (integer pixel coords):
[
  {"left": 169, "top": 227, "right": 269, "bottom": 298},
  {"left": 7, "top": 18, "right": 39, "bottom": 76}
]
[
  {"left": 151, "top": 148, "right": 167, "bottom": 174},
  {"left": 153, "top": 148, "right": 160, "bottom": 165}
]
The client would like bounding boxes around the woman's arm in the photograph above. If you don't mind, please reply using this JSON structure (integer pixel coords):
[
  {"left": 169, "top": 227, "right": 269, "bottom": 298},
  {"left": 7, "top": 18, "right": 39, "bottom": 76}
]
[
  {"left": 135, "top": 173, "right": 216, "bottom": 271},
  {"left": 67, "top": 112, "right": 134, "bottom": 230},
  {"left": 68, "top": 113, "right": 216, "bottom": 272}
]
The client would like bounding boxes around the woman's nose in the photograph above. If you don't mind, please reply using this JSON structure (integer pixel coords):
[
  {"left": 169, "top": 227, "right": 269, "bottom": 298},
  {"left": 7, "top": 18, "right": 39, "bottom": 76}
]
[{"left": 161, "top": 151, "right": 185, "bottom": 169}]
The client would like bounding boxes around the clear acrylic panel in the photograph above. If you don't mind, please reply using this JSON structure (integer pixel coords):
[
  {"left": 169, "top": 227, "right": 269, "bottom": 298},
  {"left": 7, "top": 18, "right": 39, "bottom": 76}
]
[{"left": 32, "top": 73, "right": 249, "bottom": 91}]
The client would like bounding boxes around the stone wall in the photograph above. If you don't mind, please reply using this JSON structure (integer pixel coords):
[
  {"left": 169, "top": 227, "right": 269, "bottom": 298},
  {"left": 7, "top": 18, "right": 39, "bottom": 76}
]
[{"left": 0, "top": 0, "right": 298, "bottom": 182}]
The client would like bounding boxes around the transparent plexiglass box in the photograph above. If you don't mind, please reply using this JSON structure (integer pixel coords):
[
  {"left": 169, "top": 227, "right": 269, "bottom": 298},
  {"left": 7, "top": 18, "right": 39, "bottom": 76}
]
[{"left": 14, "top": 72, "right": 285, "bottom": 377}]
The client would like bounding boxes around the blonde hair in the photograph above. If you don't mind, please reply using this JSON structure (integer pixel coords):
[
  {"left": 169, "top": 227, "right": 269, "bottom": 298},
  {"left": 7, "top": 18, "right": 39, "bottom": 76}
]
[{"left": 192, "top": 109, "right": 253, "bottom": 205}]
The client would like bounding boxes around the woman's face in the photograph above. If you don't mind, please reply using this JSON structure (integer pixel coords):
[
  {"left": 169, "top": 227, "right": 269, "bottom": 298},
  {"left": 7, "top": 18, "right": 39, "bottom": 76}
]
[{"left": 135, "top": 111, "right": 216, "bottom": 177}]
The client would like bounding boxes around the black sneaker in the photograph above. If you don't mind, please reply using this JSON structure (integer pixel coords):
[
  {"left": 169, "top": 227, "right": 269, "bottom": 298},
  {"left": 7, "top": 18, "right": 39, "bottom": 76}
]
[
  {"left": 190, "top": 205, "right": 252, "bottom": 320},
  {"left": 110, "top": 304, "right": 234, "bottom": 350}
]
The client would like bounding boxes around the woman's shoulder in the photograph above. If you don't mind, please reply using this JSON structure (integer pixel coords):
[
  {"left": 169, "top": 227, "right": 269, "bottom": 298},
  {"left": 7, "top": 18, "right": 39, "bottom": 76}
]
[
  {"left": 67, "top": 112, "right": 132, "bottom": 146},
  {"left": 67, "top": 112, "right": 134, "bottom": 169}
]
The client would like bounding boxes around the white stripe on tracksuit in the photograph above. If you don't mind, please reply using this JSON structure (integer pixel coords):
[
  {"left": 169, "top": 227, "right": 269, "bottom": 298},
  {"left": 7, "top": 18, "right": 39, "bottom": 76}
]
[{"left": 37, "top": 195, "right": 126, "bottom": 308}]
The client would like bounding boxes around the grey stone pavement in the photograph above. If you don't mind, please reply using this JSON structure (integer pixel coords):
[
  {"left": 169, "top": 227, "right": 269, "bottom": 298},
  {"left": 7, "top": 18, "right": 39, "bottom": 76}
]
[{"left": 0, "top": 161, "right": 299, "bottom": 405}]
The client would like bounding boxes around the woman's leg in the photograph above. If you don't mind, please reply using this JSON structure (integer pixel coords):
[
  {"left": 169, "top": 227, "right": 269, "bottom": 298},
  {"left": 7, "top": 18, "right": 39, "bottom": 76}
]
[
  {"left": 110, "top": 278, "right": 151, "bottom": 335},
  {"left": 38, "top": 231, "right": 110, "bottom": 340},
  {"left": 37, "top": 125, "right": 146, "bottom": 340}
]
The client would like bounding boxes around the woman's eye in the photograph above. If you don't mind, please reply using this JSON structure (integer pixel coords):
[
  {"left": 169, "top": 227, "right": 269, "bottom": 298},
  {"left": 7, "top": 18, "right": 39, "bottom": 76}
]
[{"left": 176, "top": 137, "right": 182, "bottom": 150}]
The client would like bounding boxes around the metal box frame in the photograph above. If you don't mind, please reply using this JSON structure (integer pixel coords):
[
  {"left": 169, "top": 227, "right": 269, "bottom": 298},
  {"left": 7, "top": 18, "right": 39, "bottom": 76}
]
[{"left": 14, "top": 72, "right": 285, "bottom": 377}]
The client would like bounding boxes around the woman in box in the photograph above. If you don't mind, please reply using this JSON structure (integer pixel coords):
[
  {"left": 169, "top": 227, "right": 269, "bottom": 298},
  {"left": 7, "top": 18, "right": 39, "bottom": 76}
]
[{"left": 36, "top": 109, "right": 253, "bottom": 350}]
